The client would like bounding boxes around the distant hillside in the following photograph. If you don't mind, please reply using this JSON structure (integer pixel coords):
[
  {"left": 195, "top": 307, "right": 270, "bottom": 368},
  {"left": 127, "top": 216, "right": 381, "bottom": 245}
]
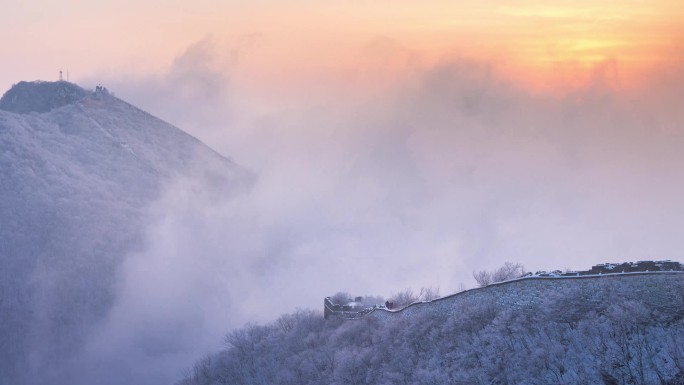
[
  {"left": 0, "top": 80, "right": 89, "bottom": 113},
  {"left": 0, "top": 80, "right": 252, "bottom": 385},
  {"left": 178, "top": 268, "right": 684, "bottom": 385}
]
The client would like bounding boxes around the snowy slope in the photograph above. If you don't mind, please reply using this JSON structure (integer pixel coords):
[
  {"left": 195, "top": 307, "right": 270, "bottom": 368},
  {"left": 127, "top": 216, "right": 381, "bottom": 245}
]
[{"left": 0, "top": 81, "right": 251, "bottom": 384}]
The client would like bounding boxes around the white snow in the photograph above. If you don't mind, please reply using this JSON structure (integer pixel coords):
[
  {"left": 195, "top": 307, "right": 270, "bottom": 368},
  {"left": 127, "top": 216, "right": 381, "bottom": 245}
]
[{"left": 0, "top": 81, "right": 252, "bottom": 384}]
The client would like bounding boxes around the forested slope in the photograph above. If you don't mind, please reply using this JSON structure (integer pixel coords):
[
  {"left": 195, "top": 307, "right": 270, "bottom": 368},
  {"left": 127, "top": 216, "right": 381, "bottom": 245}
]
[
  {"left": 0, "top": 80, "right": 251, "bottom": 384},
  {"left": 179, "top": 273, "right": 684, "bottom": 385}
]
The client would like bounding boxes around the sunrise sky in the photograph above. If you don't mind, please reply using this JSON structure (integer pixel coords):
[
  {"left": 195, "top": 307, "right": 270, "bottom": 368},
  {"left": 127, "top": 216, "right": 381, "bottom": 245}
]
[
  {"left": 2, "top": 0, "right": 683, "bottom": 94},
  {"left": 3, "top": 0, "right": 684, "bottom": 321},
  {"left": 4, "top": 3, "right": 684, "bottom": 383}
]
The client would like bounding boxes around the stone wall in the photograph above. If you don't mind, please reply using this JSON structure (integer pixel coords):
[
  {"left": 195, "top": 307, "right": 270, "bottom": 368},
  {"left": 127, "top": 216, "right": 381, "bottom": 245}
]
[{"left": 364, "top": 272, "right": 684, "bottom": 322}]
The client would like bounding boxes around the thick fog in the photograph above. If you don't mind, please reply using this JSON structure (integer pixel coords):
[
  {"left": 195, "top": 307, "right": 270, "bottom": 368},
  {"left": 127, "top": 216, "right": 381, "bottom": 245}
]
[{"left": 75, "top": 38, "right": 684, "bottom": 383}]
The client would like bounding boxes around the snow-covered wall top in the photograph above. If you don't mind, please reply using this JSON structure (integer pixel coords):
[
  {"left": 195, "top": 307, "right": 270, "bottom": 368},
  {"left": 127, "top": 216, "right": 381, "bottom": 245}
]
[
  {"left": 366, "top": 271, "right": 683, "bottom": 322},
  {"left": 325, "top": 261, "right": 683, "bottom": 321}
]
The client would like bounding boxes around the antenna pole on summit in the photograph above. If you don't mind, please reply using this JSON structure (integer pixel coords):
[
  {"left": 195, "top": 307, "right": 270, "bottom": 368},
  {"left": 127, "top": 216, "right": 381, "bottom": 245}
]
[{"left": 59, "top": 70, "right": 63, "bottom": 81}]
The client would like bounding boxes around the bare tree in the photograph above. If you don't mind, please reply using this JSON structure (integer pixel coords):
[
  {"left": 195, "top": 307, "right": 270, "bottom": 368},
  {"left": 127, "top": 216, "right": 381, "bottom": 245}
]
[
  {"left": 388, "top": 286, "right": 440, "bottom": 309},
  {"left": 390, "top": 288, "right": 419, "bottom": 308},
  {"left": 360, "top": 295, "right": 385, "bottom": 308},
  {"left": 473, "top": 262, "right": 525, "bottom": 287},
  {"left": 492, "top": 262, "right": 525, "bottom": 282},
  {"left": 330, "top": 292, "right": 352, "bottom": 305},
  {"left": 473, "top": 270, "right": 493, "bottom": 287},
  {"left": 418, "top": 286, "right": 440, "bottom": 301}
]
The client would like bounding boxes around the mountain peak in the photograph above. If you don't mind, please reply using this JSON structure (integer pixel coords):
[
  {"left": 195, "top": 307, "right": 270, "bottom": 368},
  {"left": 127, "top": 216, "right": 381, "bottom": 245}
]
[{"left": 0, "top": 80, "right": 89, "bottom": 114}]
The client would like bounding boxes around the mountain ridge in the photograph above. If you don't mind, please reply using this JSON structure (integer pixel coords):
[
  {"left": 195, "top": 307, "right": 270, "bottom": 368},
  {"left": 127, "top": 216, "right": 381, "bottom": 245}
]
[
  {"left": 0, "top": 80, "right": 252, "bottom": 385},
  {"left": 0, "top": 80, "right": 89, "bottom": 114},
  {"left": 178, "top": 267, "right": 684, "bottom": 385}
]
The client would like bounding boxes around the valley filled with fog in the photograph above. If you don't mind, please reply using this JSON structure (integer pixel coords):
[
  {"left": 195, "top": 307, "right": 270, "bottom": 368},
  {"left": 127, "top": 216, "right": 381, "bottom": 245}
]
[{"left": 2, "top": 2, "right": 684, "bottom": 383}]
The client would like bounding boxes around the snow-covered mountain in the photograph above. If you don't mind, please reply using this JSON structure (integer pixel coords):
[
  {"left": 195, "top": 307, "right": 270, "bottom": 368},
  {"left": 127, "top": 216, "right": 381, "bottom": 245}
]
[
  {"left": 0, "top": 80, "right": 251, "bottom": 384},
  {"left": 179, "top": 272, "right": 684, "bottom": 385}
]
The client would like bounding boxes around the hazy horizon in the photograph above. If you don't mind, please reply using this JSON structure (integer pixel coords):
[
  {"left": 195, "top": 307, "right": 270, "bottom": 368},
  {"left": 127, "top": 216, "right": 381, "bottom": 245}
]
[{"left": 2, "top": 1, "right": 684, "bottom": 384}]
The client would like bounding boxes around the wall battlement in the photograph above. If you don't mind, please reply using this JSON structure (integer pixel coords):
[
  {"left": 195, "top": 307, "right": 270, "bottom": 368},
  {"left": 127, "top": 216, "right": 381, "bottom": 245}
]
[{"left": 325, "top": 260, "right": 684, "bottom": 321}]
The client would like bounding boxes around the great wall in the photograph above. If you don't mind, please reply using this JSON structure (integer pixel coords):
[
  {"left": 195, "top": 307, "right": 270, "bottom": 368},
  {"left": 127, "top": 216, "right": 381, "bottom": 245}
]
[{"left": 324, "top": 260, "right": 684, "bottom": 321}]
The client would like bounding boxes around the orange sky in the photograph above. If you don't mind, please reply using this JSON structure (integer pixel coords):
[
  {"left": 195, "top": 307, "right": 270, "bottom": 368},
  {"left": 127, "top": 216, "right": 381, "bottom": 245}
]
[{"left": 1, "top": 0, "right": 682, "bottom": 94}]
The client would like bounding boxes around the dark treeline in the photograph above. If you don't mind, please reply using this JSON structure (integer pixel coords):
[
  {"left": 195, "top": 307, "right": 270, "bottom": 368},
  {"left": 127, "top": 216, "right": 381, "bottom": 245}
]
[{"left": 179, "top": 278, "right": 684, "bottom": 385}]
